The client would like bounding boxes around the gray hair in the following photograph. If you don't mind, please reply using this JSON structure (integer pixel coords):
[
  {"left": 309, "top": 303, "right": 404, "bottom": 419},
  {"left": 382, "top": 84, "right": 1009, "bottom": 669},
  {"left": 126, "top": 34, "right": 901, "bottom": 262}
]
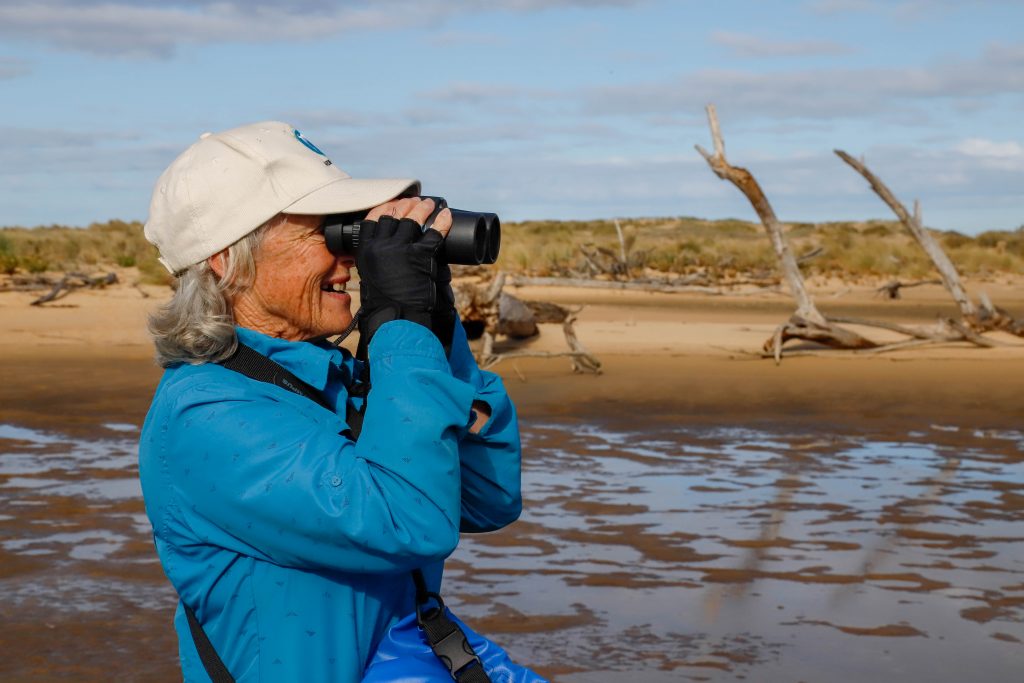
[{"left": 148, "top": 218, "right": 276, "bottom": 367}]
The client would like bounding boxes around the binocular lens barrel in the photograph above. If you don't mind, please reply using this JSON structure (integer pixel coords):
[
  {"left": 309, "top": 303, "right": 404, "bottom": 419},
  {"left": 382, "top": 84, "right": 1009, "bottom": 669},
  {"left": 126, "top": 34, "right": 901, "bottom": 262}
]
[
  {"left": 445, "top": 210, "right": 487, "bottom": 265},
  {"left": 322, "top": 196, "right": 500, "bottom": 266},
  {"left": 483, "top": 213, "right": 500, "bottom": 265}
]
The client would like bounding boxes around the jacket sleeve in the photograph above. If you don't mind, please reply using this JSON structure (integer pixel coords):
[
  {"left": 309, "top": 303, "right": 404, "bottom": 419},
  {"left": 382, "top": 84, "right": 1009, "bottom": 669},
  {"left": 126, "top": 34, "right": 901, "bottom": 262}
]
[
  {"left": 447, "top": 319, "right": 523, "bottom": 533},
  {"left": 157, "top": 321, "right": 476, "bottom": 574}
]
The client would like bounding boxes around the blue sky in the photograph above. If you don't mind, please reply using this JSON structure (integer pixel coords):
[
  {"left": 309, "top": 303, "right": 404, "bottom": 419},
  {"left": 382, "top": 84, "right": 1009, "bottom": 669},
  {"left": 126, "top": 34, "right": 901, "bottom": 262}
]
[{"left": 1, "top": 0, "right": 1021, "bottom": 234}]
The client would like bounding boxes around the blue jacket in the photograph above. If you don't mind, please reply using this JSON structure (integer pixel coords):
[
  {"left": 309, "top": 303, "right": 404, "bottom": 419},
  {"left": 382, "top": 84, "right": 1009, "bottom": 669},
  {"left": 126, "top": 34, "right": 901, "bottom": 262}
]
[{"left": 138, "top": 320, "right": 522, "bottom": 682}]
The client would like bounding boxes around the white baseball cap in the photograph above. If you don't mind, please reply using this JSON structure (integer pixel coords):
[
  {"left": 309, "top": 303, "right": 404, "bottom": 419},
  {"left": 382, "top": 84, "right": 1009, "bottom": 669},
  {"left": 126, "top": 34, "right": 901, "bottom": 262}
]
[{"left": 144, "top": 121, "right": 420, "bottom": 273}]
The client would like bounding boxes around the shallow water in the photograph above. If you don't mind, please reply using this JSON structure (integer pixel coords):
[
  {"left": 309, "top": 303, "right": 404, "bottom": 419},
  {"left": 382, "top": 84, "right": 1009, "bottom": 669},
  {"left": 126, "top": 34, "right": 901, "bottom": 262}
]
[
  {"left": 444, "top": 420, "right": 1024, "bottom": 681},
  {"left": 1, "top": 419, "right": 1022, "bottom": 681}
]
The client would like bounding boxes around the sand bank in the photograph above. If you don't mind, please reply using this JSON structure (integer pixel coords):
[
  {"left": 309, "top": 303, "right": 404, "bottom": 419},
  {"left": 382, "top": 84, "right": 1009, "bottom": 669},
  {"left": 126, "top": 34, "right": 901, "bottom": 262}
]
[{"left": 1, "top": 274, "right": 1023, "bottom": 431}]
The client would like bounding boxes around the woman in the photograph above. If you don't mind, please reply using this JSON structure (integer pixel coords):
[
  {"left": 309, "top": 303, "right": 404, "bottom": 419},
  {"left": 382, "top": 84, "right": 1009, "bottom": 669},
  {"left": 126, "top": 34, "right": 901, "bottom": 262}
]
[{"left": 139, "top": 121, "right": 522, "bottom": 682}]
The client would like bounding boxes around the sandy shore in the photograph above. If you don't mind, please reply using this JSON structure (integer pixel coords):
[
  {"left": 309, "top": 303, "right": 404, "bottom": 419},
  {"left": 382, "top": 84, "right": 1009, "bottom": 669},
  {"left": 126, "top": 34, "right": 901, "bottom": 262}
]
[{"left": 1, "top": 273, "right": 1022, "bottom": 430}]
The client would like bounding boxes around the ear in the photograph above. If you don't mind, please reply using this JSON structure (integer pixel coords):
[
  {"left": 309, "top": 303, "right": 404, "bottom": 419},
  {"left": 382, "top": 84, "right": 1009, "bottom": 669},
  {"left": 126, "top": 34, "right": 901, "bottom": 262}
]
[{"left": 207, "top": 249, "right": 229, "bottom": 279}]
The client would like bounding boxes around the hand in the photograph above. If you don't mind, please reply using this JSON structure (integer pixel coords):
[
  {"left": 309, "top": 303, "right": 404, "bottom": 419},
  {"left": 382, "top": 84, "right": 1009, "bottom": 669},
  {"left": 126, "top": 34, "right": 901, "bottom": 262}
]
[{"left": 355, "top": 198, "right": 457, "bottom": 358}]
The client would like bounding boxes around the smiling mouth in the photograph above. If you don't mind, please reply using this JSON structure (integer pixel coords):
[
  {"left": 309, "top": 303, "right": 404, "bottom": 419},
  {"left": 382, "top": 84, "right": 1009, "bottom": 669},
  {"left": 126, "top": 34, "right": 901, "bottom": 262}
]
[{"left": 322, "top": 281, "right": 347, "bottom": 293}]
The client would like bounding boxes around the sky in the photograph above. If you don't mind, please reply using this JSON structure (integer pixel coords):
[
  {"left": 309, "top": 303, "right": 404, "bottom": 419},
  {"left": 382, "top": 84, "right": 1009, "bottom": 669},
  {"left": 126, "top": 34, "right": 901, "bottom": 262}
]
[{"left": 0, "top": 0, "right": 1021, "bottom": 234}]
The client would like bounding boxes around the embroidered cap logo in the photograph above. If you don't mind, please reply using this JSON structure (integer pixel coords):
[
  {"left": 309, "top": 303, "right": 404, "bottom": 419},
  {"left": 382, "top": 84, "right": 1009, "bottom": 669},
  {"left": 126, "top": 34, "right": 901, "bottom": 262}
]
[{"left": 294, "top": 129, "right": 333, "bottom": 166}]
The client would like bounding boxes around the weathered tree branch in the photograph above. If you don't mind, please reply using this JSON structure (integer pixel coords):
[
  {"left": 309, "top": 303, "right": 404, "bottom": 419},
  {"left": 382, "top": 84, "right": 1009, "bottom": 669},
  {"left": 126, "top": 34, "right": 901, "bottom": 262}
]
[
  {"left": 29, "top": 272, "right": 118, "bottom": 306},
  {"left": 835, "top": 150, "right": 975, "bottom": 317},
  {"left": 506, "top": 275, "right": 723, "bottom": 295},
  {"left": 835, "top": 149, "right": 1024, "bottom": 338},
  {"left": 698, "top": 105, "right": 826, "bottom": 326},
  {"left": 696, "top": 104, "right": 876, "bottom": 361},
  {"left": 875, "top": 279, "right": 942, "bottom": 300},
  {"left": 455, "top": 272, "right": 602, "bottom": 374}
]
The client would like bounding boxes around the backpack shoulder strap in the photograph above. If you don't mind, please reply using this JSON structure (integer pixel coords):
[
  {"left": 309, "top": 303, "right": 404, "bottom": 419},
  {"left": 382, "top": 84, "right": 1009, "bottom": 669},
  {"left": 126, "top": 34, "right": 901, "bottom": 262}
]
[
  {"left": 220, "top": 342, "right": 334, "bottom": 411},
  {"left": 183, "top": 601, "right": 236, "bottom": 683}
]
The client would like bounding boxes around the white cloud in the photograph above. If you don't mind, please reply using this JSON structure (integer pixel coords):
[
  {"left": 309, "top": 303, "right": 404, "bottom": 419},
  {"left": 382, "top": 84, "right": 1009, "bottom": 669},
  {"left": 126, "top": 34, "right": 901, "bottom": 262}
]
[
  {"left": 580, "top": 42, "right": 1024, "bottom": 122},
  {"left": 954, "top": 137, "right": 1024, "bottom": 171},
  {"left": 806, "top": 0, "right": 1020, "bottom": 21},
  {"left": 0, "top": 0, "right": 649, "bottom": 58},
  {"left": 955, "top": 137, "right": 1024, "bottom": 158},
  {"left": 711, "top": 31, "right": 853, "bottom": 58}
]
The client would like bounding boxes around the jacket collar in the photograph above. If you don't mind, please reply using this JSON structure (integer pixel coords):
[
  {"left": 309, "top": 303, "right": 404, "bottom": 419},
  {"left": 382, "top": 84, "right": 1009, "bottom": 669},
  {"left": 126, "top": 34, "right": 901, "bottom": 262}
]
[{"left": 235, "top": 327, "right": 350, "bottom": 392}]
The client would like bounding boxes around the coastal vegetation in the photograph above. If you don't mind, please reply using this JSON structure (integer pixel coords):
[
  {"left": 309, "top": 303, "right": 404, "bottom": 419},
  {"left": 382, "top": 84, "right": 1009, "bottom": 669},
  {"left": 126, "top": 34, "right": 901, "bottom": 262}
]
[{"left": 1, "top": 217, "right": 1021, "bottom": 285}]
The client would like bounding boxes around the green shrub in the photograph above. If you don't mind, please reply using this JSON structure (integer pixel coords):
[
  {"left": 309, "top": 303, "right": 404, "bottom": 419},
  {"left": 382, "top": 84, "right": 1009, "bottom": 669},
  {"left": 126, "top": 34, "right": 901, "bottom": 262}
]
[
  {"left": 863, "top": 223, "right": 894, "bottom": 237},
  {"left": 0, "top": 215, "right": 1020, "bottom": 284},
  {"left": 942, "top": 232, "right": 971, "bottom": 249},
  {"left": 22, "top": 254, "right": 50, "bottom": 273},
  {"left": 0, "top": 235, "right": 17, "bottom": 274}
]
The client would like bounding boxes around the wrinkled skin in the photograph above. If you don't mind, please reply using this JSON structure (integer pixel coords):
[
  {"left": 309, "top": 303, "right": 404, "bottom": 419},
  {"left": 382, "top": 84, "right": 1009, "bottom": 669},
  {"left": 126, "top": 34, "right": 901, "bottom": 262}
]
[{"left": 211, "top": 197, "right": 452, "bottom": 341}]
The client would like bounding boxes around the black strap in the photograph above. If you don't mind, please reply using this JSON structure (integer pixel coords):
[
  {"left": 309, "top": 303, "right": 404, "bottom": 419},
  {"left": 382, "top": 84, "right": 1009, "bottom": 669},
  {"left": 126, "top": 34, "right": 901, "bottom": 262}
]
[
  {"left": 221, "top": 342, "right": 334, "bottom": 412},
  {"left": 183, "top": 602, "right": 235, "bottom": 683}
]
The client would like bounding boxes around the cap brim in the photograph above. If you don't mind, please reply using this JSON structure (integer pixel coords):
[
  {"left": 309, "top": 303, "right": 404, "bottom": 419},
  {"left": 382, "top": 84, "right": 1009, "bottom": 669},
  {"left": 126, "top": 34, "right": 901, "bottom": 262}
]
[{"left": 283, "top": 177, "right": 421, "bottom": 215}]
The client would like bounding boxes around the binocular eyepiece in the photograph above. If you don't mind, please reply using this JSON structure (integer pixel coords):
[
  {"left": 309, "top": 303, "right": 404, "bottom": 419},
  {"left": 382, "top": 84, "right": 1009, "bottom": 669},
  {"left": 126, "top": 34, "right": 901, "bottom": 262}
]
[{"left": 323, "top": 196, "right": 500, "bottom": 266}]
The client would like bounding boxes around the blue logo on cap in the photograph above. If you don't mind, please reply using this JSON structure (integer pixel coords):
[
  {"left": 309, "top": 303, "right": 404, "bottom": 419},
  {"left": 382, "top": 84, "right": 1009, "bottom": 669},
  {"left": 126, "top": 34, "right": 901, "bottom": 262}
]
[{"left": 294, "top": 129, "right": 325, "bottom": 156}]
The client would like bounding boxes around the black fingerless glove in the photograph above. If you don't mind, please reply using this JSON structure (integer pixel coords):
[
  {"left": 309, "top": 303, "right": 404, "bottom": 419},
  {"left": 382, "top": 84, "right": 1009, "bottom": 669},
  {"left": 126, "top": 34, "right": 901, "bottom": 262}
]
[
  {"left": 355, "top": 215, "right": 456, "bottom": 359},
  {"left": 431, "top": 252, "right": 457, "bottom": 355}
]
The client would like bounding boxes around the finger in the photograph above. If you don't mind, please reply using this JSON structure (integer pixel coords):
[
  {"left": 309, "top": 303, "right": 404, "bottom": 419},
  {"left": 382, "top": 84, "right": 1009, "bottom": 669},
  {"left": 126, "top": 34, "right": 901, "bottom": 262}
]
[
  {"left": 405, "top": 197, "right": 435, "bottom": 227},
  {"left": 418, "top": 228, "right": 444, "bottom": 252},
  {"left": 376, "top": 214, "right": 400, "bottom": 238},
  {"left": 394, "top": 217, "right": 423, "bottom": 242},
  {"left": 388, "top": 197, "right": 419, "bottom": 220},
  {"left": 365, "top": 199, "right": 403, "bottom": 222},
  {"left": 427, "top": 208, "right": 452, "bottom": 238},
  {"left": 360, "top": 217, "right": 379, "bottom": 242}
]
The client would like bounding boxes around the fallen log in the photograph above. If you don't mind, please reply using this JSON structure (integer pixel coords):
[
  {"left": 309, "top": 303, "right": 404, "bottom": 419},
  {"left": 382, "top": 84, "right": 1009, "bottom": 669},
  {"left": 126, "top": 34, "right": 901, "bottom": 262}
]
[
  {"left": 29, "top": 272, "right": 118, "bottom": 306},
  {"left": 875, "top": 279, "right": 942, "bottom": 300},
  {"left": 455, "top": 272, "right": 602, "bottom": 374},
  {"left": 497, "top": 292, "right": 539, "bottom": 339},
  {"left": 505, "top": 275, "right": 723, "bottom": 295}
]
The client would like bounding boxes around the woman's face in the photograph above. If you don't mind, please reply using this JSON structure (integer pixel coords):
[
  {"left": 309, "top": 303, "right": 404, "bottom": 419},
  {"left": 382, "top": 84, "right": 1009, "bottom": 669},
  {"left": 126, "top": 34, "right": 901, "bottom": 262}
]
[{"left": 232, "top": 214, "right": 355, "bottom": 341}]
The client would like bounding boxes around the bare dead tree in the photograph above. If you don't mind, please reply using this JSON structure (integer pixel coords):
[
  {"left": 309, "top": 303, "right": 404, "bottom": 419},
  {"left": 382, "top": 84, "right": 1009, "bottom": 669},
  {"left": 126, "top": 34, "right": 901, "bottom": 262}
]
[
  {"left": 835, "top": 150, "right": 1024, "bottom": 337},
  {"left": 692, "top": 105, "right": 1007, "bottom": 360},
  {"left": 695, "top": 105, "right": 877, "bottom": 361}
]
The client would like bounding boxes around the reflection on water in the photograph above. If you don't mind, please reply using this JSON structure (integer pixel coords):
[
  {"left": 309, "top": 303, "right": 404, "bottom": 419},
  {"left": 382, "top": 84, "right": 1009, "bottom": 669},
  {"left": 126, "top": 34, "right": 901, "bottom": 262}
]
[
  {"left": 445, "top": 421, "right": 1024, "bottom": 681},
  {"left": 1, "top": 420, "right": 1023, "bottom": 681}
]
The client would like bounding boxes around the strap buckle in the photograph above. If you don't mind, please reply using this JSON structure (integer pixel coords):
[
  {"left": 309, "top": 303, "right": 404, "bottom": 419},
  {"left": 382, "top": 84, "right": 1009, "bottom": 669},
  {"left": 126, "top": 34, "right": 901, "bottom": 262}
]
[{"left": 416, "top": 592, "right": 487, "bottom": 682}]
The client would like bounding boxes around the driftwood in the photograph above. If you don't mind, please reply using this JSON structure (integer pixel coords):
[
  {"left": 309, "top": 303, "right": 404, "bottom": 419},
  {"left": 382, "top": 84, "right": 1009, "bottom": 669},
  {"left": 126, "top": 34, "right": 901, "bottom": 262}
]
[
  {"left": 496, "top": 292, "right": 539, "bottom": 339},
  {"left": 577, "top": 218, "right": 646, "bottom": 280},
  {"left": 836, "top": 150, "right": 1024, "bottom": 337},
  {"left": 796, "top": 246, "right": 825, "bottom": 265},
  {"left": 875, "top": 279, "right": 942, "bottom": 300},
  {"left": 506, "top": 275, "right": 723, "bottom": 295},
  {"left": 695, "top": 105, "right": 877, "bottom": 361},
  {"left": 26, "top": 272, "right": 118, "bottom": 306},
  {"left": 455, "top": 272, "right": 602, "bottom": 374}
]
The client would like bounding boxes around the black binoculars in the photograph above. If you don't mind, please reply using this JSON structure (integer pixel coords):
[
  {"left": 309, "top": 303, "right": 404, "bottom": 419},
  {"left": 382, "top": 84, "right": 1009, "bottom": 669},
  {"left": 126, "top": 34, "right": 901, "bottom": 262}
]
[{"left": 323, "top": 196, "right": 500, "bottom": 266}]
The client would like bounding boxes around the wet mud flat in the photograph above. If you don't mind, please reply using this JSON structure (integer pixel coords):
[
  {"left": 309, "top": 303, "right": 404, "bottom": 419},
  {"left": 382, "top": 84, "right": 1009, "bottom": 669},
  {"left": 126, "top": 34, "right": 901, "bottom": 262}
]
[
  {"left": 444, "top": 419, "right": 1024, "bottom": 681},
  {"left": 2, "top": 413, "right": 1023, "bottom": 682},
  {"left": 1, "top": 349, "right": 1023, "bottom": 681}
]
